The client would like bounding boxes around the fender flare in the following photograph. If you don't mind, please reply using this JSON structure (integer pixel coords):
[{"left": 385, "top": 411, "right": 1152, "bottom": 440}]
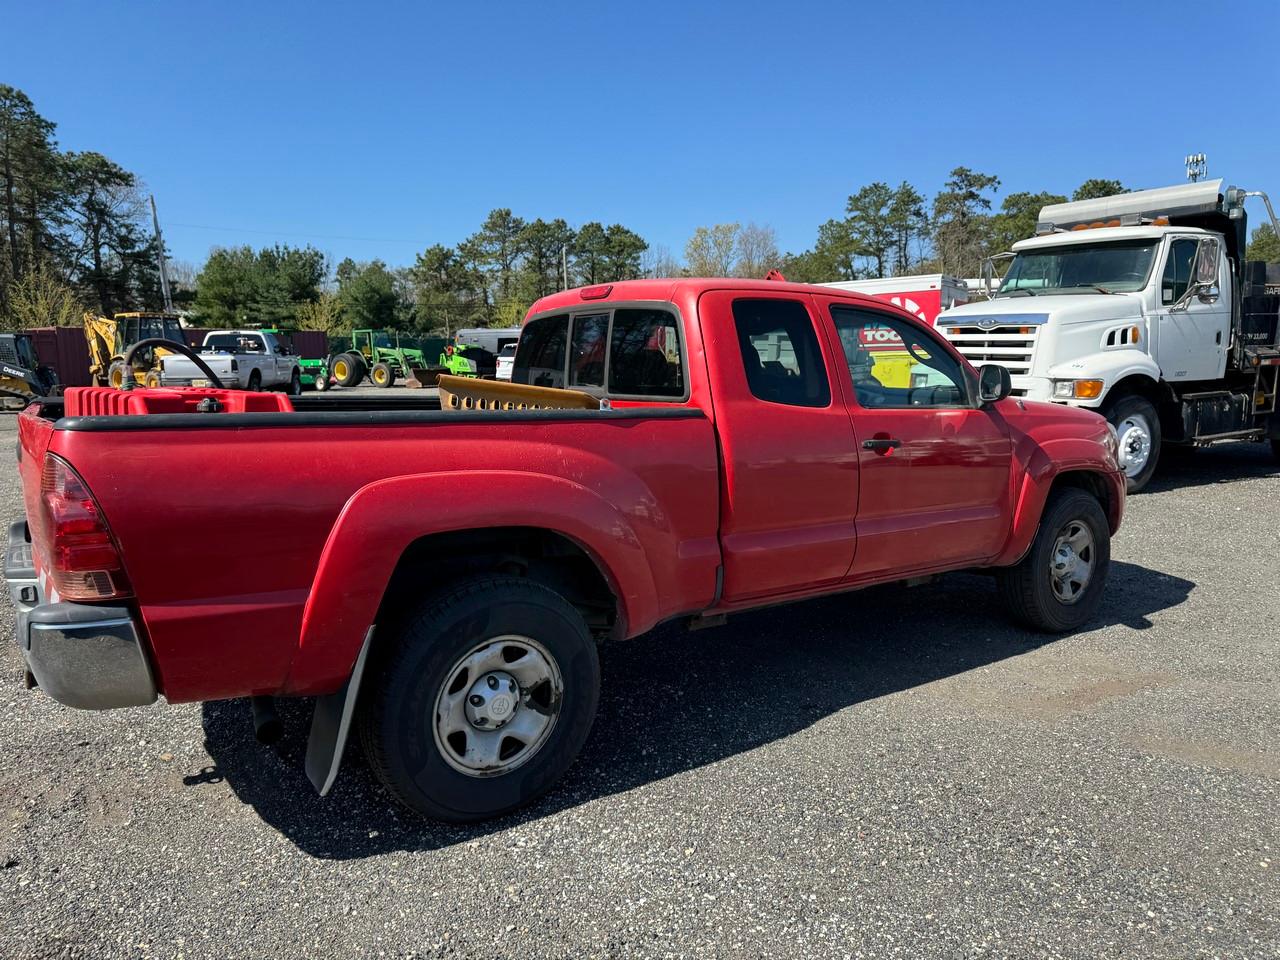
[
  {"left": 995, "top": 435, "right": 1124, "bottom": 566},
  {"left": 281, "top": 469, "right": 656, "bottom": 696}
]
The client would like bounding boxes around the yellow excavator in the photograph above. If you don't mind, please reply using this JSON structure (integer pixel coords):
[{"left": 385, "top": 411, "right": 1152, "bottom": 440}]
[{"left": 84, "top": 311, "right": 187, "bottom": 388}]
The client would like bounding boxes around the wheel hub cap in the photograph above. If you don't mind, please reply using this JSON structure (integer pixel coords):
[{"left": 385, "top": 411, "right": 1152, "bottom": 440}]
[
  {"left": 464, "top": 671, "right": 520, "bottom": 729},
  {"left": 1116, "top": 415, "right": 1151, "bottom": 477},
  {"left": 433, "top": 636, "right": 563, "bottom": 777},
  {"left": 1049, "top": 520, "right": 1094, "bottom": 604}
]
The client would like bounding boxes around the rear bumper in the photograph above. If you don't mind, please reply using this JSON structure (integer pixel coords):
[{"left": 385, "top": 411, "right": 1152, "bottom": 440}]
[{"left": 4, "top": 521, "right": 156, "bottom": 710}]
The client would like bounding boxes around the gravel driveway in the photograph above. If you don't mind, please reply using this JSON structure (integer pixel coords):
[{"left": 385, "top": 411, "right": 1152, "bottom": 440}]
[{"left": 0, "top": 414, "right": 1276, "bottom": 959}]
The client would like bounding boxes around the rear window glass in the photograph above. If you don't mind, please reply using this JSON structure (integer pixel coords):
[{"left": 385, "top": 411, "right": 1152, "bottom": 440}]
[
  {"left": 514, "top": 307, "right": 686, "bottom": 399},
  {"left": 609, "top": 309, "right": 685, "bottom": 397},
  {"left": 514, "top": 315, "right": 568, "bottom": 388},
  {"left": 732, "top": 299, "right": 830, "bottom": 407},
  {"left": 569, "top": 314, "right": 608, "bottom": 388},
  {"left": 204, "top": 333, "right": 265, "bottom": 353}
]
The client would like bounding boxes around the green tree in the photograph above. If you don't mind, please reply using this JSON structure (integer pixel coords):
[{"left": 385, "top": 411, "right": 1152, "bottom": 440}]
[
  {"left": 685, "top": 223, "right": 739, "bottom": 276},
  {"left": 294, "top": 291, "right": 344, "bottom": 336},
  {"left": 1246, "top": 224, "right": 1280, "bottom": 262},
  {"left": 518, "top": 218, "right": 575, "bottom": 301},
  {"left": 932, "top": 167, "right": 1000, "bottom": 278},
  {"left": 336, "top": 258, "right": 401, "bottom": 330},
  {"left": 991, "top": 190, "right": 1067, "bottom": 251},
  {"left": 572, "top": 222, "right": 609, "bottom": 285},
  {"left": 467, "top": 208, "right": 526, "bottom": 310},
  {"left": 600, "top": 224, "right": 648, "bottom": 281},
  {"left": 1072, "top": 179, "right": 1127, "bottom": 201},
  {"left": 887, "top": 182, "right": 929, "bottom": 275},
  {"left": 845, "top": 182, "right": 895, "bottom": 277},
  {"left": 408, "top": 243, "right": 485, "bottom": 335},
  {"left": 2, "top": 270, "right": 85, "bottom": 331},
  {"left": 192, "top": 244, "right": 324, "bottom": 327},
  {"left": 0, "top": 85, "right": 62, "bottom": 310}
]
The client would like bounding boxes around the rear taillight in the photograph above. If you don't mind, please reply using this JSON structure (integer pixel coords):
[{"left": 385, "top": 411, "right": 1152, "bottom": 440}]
[{"left": 36, "top": 455, "right": 131, "bottom": 601}]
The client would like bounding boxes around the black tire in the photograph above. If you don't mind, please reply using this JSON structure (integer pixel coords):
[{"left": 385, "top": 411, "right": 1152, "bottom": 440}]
[
  {"left": 371, "top": 361, "right": 395, "bottom": 388},
  {"left": 331, "top": 353, "right": 363, "bottom": 388},
  {"left": 996, "top": 487, "right": 1111, "bottom": 633},
  {"left": 313, "top": 372, "right": 330, "bottom": 392},
  {"left": 107, "top": 360, "right": 130, "bottom": 390},
  {"left": 246, "top": 369, "right": 262, "bottom": 392},
  {"left": 358, "top": 576, "right": 600, "bottom": 822},
  {"left": 286, "top": 369, "right": 302, "bottom": 396},
  {"left": 1105, "top": 394, "right": 1160, "bottom": 493}
]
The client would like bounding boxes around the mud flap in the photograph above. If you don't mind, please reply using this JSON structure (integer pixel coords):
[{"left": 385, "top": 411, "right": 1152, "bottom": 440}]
[{"left": 304, "top": 627, "right": 374, "bottom": 796}]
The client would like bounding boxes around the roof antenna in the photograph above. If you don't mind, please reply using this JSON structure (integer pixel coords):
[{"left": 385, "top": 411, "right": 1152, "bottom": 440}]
[{"left": 1185, "top": 153, "right": 1208, "bottom": 183}]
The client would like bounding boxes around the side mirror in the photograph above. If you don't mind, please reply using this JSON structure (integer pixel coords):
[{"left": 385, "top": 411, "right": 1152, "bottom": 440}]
[
  {"left": 977, "top": 364, "right": 1012, "bottom": 404},
  {"left": 1196, "top": 282, "right": 1220, "bottom": 304}
]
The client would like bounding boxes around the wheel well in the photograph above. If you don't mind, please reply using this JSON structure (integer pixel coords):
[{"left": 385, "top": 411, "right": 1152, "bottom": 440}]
[
  {"left": 1049, "top": 471, "right": 1116, "bottom": 531},
  {"left": 1103, "top": 373, "right": 1162, "bottom": 412},
  {"left": 377, "top": 527, "right": 620, "bottom": 641}
]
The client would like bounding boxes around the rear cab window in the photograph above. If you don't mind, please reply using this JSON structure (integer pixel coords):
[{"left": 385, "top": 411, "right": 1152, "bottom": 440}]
[{"left": 514, "top": 306, "right": 687, "bottom": 400}]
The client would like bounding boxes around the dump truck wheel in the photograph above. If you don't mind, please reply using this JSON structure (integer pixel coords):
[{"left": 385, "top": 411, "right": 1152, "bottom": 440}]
[
  {"left": 358, "top": 576, "right": 600, "bottom": 822},
  {"left": 372, "top": 362, "right": 395, "bottom": 388}
]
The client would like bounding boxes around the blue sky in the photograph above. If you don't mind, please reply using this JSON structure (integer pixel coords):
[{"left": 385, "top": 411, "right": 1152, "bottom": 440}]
[{"left": 5, "top": 0, "right": 1278, "bottom": 271}]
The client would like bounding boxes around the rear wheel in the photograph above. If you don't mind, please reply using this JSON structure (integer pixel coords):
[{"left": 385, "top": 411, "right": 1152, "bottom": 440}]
[
  {"left": 371, "top": 361, "right": 395, "bottom": 388},
  {"left": 358, "top": 576, "right": 600, "bottom": 822},
  {"left": 1105, "top": 394, "right": 1160, "bottom": 493},
  {"left": 331, "top": 353, "right": 363, "bottom": 388},
  {"left": 247, "top": 369, "right": 262, "bottom": 392},
  {"left": 996, "top": 487, "right": 1110, "bottom": 633},
  {"left": 286, "top": 369, "right": 302, "bottom": 396}
]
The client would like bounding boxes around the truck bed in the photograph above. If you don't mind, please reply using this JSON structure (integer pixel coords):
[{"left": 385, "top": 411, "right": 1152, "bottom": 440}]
[{"left": 19, "top": 389, "right": 722, "bottom": 704}]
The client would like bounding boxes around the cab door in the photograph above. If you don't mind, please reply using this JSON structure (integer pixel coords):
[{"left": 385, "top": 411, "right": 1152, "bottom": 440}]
[
  {"left": 1154, "top": 235, "right": 1231, "bottom": 382},
  {"left": 814, "top": 297, "right": 1013, "bottom": 580},
  {"left": 701, "top": 291, "right": 859, "bottom": 602}
]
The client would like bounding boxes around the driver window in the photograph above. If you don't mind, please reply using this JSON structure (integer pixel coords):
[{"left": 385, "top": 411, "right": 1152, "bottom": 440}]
[
  {"left": 831, "top": 306, "right": 968, "bottom": 409},
  {"left": 1161, "top": 239, "right": 1197, "bottom": 304}
]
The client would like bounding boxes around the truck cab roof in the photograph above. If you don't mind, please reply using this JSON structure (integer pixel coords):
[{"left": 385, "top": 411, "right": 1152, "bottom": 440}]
[{"left": 1012, "top": 224, "right": 1212, "bottom": 252}]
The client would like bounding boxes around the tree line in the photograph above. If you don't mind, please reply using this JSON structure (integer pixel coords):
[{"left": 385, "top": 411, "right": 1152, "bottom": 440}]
[{"left": 5, "top": 83, "right": 1279, "bottom": 338}]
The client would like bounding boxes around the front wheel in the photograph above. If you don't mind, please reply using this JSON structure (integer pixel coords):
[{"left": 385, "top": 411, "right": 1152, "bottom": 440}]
[
  {"left": 1106, "top": 394, "right": 1160, "bottom": 493},
  {"left": 996, "top": 487, "right": 1111, "bottom": 633},
  {"left": 371, "top": 361, "right": 395, "bottom": 388},
  {"left": 358, "top": 577, "right": 601, "bottom": 822}
]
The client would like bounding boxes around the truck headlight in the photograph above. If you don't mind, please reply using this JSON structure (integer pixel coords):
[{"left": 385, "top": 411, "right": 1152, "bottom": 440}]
[{"left": 1053, "top": 379, "right": 1104, "bottom": 400}]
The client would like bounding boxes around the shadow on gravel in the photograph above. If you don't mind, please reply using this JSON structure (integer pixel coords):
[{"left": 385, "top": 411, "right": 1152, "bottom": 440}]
[
  {"left": 192, "top": 560, "right": 1193, "bottom": 859},
  {"left": 1145, "top": 440, "right": 1278, "bottom": 494}
]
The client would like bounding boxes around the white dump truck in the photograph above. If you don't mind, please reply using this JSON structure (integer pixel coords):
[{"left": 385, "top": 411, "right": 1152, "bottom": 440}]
[{"left": 936, "top": 179, "right": 1280, "bottom": 490}]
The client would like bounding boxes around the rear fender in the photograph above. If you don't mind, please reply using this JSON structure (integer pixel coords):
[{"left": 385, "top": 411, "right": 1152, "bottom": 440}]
[{"left": 281, "top": 470, "right": 651, "bottom": 695}]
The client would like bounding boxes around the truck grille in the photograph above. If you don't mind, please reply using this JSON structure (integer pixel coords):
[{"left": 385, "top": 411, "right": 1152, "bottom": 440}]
[{"left": 942, "top": 326, "right": 1038, "bottom": 376}]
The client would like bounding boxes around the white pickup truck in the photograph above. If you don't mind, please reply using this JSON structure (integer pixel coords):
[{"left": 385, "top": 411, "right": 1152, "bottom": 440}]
[{"left": 161, "top": 330, "right": 303, "bottom": 394}]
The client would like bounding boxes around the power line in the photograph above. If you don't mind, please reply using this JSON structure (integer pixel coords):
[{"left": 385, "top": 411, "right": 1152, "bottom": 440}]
[{"left": 167, "top": 221, "right": 420, "bottom": 245}]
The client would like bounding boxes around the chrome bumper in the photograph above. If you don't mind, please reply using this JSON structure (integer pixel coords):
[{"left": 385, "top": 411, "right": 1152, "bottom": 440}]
[{"left": 4, "top": 521, "right": 156, "bottom": 710}]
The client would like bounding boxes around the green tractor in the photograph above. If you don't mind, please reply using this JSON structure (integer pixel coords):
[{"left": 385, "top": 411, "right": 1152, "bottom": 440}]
[{"left": 330, "top": 328, "right": 440, "bottom": 388}]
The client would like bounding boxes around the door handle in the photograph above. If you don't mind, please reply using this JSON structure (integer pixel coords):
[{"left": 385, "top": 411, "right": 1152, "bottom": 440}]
[{"left": 862, "top": 437, "right": 902, "bottom": 452}]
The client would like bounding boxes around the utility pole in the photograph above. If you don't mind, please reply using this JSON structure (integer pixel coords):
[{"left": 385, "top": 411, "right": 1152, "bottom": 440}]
[
  {"left": 562, "top": 244, "right": 569, "bottom": 290},
  {"left": 150, "top": 194, "right": 174, "bottom": 312}
]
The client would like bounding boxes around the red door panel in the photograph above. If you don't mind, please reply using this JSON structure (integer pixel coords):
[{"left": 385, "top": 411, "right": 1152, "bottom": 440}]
[{"left": 700, "top": 291, "right": 859, "bottom": 601}]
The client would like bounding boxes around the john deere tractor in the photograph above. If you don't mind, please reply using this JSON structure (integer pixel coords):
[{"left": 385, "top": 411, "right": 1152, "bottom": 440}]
[
  {"left": 330, "top": 328, "right": 443, "bottom": 388},
  {"left": 0, "top": 334, "right": 59, "bottom": 402}
]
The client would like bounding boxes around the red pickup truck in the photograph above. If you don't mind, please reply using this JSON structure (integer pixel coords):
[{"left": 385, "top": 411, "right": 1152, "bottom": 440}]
[{"left": 5, "top": 278, "right": 1124, "bottom": 821}]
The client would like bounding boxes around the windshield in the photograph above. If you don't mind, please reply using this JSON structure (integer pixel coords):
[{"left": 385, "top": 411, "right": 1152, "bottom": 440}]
[
  {"left": 1000, "top": 239, "right": 1158, "bottom": 295},
  {"left": 499, "top": 344, "right": 517, "bottom": 358}
]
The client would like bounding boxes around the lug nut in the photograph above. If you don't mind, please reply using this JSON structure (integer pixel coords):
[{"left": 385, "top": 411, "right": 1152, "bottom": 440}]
[
  {"left": 487, "top": 676, "right": 499, "bottom": 689},
  {"left": 469, "top": 694, "right": 484, "bottom": 706},
  {"left": 475, "top": 716, "right": 487, "bottom": 725},
  {"left": 508, "top": 679, "right": 517, "bottom": 692}
]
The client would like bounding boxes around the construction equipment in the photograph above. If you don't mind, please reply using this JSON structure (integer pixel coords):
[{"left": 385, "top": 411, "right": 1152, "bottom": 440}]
[
  {"left": 0, "top": 333, "right": 59, "bottom": 402},
  {"left": 84, "top": 311, "right": 187, "bottom": 388},
  {"left": 331, "top": 329, "right": 443, "bottom": 389}
]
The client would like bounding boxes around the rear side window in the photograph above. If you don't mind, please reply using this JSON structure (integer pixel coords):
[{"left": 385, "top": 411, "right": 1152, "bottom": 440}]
[
  {"left": 569, "top": 314, "right": 608, "bottom": 388},
  {"left": 514, "top": 315, "right": 568, "bottom": 388},
  {"left": 732, "top": 299, "right": 830, "bottom": 407},
  {"left": 609, "top": 309, "right": 685, "bottom": 397}
]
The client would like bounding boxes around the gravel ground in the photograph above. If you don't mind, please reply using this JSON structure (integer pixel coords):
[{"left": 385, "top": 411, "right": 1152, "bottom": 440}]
[{"left": 0, "top": 414, "right": 1276, "bottom": 959}]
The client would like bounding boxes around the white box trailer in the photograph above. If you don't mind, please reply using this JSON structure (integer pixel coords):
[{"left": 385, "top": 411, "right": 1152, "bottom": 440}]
[{"left": 820, "top": 274, "right": 969, "bottom": 325}]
